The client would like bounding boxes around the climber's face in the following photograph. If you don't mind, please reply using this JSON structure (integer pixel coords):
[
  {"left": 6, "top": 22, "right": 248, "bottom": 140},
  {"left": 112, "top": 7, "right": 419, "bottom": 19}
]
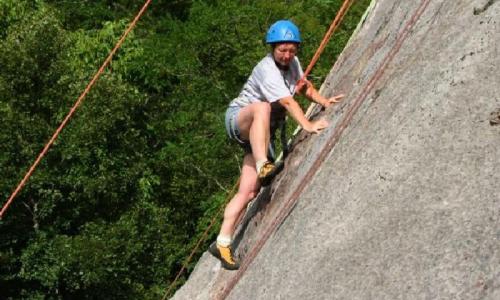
[{"left": 273, "top": 42, "right": 298, "bottom": 67}]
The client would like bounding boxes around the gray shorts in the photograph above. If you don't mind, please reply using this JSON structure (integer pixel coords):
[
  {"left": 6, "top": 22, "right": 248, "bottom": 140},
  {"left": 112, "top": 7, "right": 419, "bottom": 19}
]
[
  {"left": 224, "top": 105, "right": 279, "bottom": 159},
  {"left": 225, "top": 106, "right": 252, "bottom": 153}
]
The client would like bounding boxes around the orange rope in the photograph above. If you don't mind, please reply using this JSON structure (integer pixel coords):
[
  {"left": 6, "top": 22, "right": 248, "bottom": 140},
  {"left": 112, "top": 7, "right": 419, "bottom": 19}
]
[
  {"left": 301, "top": 0, "right": 354, "bottom": 80},
  {"left": 0, "top": 0, "right": 153, "bottom": 219},
  {"left": 161, "top": 178, "right": 240, "bottom": 300}
]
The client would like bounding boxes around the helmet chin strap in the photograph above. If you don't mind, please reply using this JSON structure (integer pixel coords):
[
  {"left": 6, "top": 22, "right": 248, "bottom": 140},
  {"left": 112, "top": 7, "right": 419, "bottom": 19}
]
[{"left": 274, "top": 59, "right": 290, "bottom": 71}]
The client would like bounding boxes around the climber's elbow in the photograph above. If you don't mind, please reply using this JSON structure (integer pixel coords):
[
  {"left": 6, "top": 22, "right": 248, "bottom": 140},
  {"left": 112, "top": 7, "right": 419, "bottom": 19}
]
[{"left": 278, "top": 96, "right": 296, "bottom": 108}]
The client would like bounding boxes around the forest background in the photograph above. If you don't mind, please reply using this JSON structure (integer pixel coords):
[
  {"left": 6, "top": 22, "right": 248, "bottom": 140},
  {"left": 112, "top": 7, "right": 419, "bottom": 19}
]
[{"left": 0, "top": 0, "right": 369, "bottom": 299}]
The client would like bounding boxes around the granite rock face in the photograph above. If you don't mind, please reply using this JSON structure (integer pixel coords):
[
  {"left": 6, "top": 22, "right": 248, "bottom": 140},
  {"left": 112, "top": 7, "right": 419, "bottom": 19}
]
[{"left": 173, "top": 0, "right": 500, "bottom": 299}]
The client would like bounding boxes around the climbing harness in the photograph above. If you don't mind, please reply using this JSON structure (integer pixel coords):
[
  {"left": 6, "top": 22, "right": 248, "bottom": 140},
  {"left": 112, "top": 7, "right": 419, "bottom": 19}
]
[{"left": 273, "top": 61, "right": 298, "bottom": 161}]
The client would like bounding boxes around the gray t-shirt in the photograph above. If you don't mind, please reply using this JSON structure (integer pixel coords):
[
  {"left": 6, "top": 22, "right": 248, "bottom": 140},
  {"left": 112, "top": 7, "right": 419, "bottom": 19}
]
[{"left": 229, "top": 53, "right": 304, "bottom": 108}]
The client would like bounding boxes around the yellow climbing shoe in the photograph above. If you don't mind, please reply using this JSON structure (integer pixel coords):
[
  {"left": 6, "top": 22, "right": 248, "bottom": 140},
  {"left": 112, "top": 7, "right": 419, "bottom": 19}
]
[
  {"left": 258, "top": 161, "right": 276, "bottom": 186},
  {"left": 209, "top": 242, "right": 240, "bottom": 270}
]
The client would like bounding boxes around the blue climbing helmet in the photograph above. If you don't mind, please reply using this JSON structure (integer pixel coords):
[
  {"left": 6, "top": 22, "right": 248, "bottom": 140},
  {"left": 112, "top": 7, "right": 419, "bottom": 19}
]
[{"left": 266, "top": 20, "right": 301, "bottom": 44}]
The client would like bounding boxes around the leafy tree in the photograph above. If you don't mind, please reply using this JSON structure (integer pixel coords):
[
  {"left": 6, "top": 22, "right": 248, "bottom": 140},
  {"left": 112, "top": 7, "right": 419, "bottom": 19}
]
[
  {"left": 45, "top": 0, "right": 193, "bottom": 30},
  {"left": 0, "top": 0, "right": 371, "bottom": 298}
]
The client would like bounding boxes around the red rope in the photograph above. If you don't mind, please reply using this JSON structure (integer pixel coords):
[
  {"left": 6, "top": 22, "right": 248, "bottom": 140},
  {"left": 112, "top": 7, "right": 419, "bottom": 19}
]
[{"left": 0, "top": 0, "right": 153, "bottom": 219}]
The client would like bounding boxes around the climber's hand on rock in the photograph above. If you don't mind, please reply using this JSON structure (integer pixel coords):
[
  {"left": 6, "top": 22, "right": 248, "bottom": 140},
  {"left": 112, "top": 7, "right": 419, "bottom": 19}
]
[{"left": 323, "top": 93, "right": 345, "bottom": 108}]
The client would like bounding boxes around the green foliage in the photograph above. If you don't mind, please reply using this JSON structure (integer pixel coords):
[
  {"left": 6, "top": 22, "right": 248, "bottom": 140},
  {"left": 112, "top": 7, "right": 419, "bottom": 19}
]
[
  {"left": 19, "top": 202, "right": 184, "bottom": 299},
  {"left": 45, "top": 0, "right": 193, "bottom": 30},
  {"left": 0, "top": 0, "right": 371, "bottom": 298}
]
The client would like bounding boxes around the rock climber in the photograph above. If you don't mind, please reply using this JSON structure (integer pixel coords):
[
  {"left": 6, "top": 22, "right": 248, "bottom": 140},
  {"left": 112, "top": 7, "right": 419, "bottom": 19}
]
[{"left": 209, "top": 20, "right": 344, "bottom": 270}]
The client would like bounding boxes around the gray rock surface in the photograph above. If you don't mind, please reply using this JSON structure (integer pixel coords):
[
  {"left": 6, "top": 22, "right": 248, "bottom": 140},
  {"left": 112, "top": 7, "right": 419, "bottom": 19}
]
[{"left": 173, "top": 0, "right": 500, "bottom": 299}]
